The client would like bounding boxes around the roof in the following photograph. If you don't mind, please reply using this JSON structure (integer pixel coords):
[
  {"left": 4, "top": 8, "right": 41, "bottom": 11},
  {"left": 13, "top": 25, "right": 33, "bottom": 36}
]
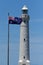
[{"left": 22, "top": 5, "right": 28, "bottom": 10}]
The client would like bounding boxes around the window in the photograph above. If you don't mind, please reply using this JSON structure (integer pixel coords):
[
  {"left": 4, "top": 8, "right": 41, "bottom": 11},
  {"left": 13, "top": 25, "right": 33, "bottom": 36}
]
[
  {"left": 23, "top": 56, "right": 25, "bottom": 59},
  {"left": 24, "top": 38, "right": 25, "bottom": 41},
  {"left": 24, "top": 20, "right": 25, "bottom": 23},
  {"left": 22, "top": 10, "right": 28, "bottom": 14}
]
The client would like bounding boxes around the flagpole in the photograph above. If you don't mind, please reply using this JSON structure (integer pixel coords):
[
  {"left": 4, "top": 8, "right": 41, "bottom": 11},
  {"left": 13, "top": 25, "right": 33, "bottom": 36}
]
[{"left": 7, "top": 13, "right": 10, "bottom": 65}]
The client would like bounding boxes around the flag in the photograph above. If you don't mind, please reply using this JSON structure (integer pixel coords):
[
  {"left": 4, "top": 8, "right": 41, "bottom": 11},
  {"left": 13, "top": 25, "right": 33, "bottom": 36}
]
[{"left": 8, "top": 16, "right": 22, "bottom": 24}]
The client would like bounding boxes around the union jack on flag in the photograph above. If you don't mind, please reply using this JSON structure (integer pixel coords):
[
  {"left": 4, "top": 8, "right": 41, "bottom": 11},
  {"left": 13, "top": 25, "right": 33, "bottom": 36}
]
[{"left": 8, "top": 16, "right": 22, "bottom": 24}]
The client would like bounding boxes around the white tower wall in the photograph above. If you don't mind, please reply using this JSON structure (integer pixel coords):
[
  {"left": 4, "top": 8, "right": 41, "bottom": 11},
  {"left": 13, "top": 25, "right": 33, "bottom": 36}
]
[{"left": 19, "top": 5, "right": 30, "bottom": 65}]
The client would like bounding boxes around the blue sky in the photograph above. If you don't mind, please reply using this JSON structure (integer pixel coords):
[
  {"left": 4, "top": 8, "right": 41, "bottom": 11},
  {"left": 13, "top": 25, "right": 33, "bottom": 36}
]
[{"left": 0, "top": 0, "right": 43, "bottom": 65}]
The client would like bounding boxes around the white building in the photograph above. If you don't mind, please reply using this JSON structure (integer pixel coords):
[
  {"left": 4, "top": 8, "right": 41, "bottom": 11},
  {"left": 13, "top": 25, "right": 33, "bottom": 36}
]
[{"left": 19, "top": 5, "right": 30, "bottom": 65}]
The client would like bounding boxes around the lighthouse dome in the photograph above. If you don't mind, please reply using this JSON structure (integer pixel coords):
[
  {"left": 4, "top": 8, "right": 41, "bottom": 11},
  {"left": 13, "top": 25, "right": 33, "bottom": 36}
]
[{"left": 22, "top": 5, "right": 28, "bottom": 11}]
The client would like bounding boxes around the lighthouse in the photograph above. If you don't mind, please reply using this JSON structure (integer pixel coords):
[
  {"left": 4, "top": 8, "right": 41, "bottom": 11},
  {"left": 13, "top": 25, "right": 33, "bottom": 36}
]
[{"left": 19, "top": 5, "right": 30, "bottom": 65}]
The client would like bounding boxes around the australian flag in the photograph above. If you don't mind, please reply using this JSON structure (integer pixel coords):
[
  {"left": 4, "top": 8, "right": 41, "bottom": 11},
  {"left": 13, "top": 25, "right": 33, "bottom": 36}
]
[{"left": 8, "top": 16, "right": 22, "bottom": 24}]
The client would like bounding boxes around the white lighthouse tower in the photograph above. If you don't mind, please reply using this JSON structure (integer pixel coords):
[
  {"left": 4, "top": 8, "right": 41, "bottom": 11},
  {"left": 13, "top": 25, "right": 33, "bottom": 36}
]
[{"left": 19, "top": 5, "right": 30, "bottom": 65}]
